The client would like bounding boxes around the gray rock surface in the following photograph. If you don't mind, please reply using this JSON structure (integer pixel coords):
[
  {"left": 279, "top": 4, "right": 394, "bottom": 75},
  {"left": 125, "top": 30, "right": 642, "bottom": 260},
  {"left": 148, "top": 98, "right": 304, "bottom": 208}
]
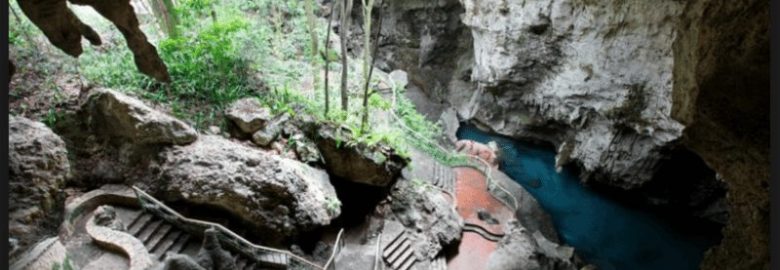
[
  {"left": 83, "top": 89, "right": 198, "bottom": 145},
  {"left": 251, "top": 113, "right": 288, "bottom": 146},
  {"left": 451, "top": 0, "right": 686, "bottom": 189},
  {"left": 226, "top": 98, "right": 272, "bottom": 134},
  {"left": 389, "top": 178, "right": 463, "bottom": 261},
  {"left": 53, "top": 88, "right": 197, "bottom": 185},
  {"left": 8, "top": 115, "right": 70, "bottom": 255},
  {"left": 486, "top": 221, "right": 577, "bottom": 270},
  {"left": 312, "top": 124, "right": 408, "bottom": 187},
  {"left": 151, "top": 135, "right": 341, "bottom": 240}
]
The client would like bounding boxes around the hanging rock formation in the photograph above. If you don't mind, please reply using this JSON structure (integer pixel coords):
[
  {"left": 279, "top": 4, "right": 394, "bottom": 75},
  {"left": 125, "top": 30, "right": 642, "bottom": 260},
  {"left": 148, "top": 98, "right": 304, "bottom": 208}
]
[{"left": 17, "top": 0, "right": 170, "bottom": 82}]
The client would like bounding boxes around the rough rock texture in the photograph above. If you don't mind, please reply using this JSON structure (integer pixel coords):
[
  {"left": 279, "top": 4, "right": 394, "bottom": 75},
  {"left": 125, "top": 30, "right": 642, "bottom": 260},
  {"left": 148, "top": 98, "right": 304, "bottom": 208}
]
[
  {"left": 9, "top": 237, "right": 69, "bottom": 270},
  {"left": 8, "top": 115, "right": 70, "bottom": 255},
  {"left": 673, "top": 1, "right": 769, "bottom": 269},
  {"left": 368, "top": 0, "right": 767, "bottom": 268},
  {"left": 389, "top": 178, "right": 463, "bottom": 261},
  {"left": 452, "top": 0, "right": 689, "bottom": 189},
  {"left": 225, "top": 98, "right": 273, "bottom": 134},
  {"left": 347, "top": 0, "right": 472, "bottom": 122},
  {"left": 252, "top": 113, "right": 289, "bottom": 146},
  {"left": 54, "top": 88, "right": 197, "bottom": 185},
  {"left": 150, "top": 135, "right": 341, "bottom": 241},
  {"left": 312, "top": 124, "right": 408, "bottom": 187},
  {"left": 486, "top": 221, "right": 577, "bottom": 270},
  {"left": 83, "top": 89, "right": 198, "bottom": 145},
  {"left": 18, "top": 0, "right": 170, "bottom": 82}
]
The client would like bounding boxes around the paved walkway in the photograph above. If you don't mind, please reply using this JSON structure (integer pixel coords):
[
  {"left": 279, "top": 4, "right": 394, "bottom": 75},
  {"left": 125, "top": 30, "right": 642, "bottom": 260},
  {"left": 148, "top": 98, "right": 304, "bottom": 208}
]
[{"left": 447, "top": 140, "right": 516, "bottom": 270}]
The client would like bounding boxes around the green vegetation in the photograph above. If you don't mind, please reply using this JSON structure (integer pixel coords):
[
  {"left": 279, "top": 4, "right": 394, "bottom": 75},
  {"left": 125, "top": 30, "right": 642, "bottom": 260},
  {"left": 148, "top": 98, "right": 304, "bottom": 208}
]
[
  {"left": 325, "top": 196, "right": 342, "bottom": 215},
  {"left": 8, "top": 0, "right": 465, "bottom": 165},
  {"left": 51, "top": 256, "right": 74, "bottom": 270}
]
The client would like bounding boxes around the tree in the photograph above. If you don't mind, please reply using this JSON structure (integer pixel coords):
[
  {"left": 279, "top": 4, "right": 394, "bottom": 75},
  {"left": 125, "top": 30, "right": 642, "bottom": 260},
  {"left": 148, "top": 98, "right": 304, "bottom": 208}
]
[
  {"left": 360, "top": 0, "right": 384, "bottom": 132},
  {"left": 146, "top": 0, "right": 179, "bottom": 38},
  {"left": 339, "top": 0, "right": 353, "bottom": 113},
  {"left": 322, "top": 0, "right": 340, "bottom": 117},
  {"left": 304, "top": 0, "right": 319, "bottom": 59}
]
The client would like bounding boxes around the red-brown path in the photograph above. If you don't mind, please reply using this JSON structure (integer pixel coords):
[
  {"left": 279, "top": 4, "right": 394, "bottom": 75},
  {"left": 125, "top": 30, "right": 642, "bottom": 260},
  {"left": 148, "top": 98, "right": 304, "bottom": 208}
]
[{"left": 447, "top": 141, "right": 516, "bottom": 270}]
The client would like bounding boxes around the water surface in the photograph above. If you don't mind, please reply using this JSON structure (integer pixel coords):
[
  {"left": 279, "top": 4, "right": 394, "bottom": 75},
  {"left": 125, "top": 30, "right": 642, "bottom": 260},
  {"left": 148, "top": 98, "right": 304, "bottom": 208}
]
[{"left": 457, "top": 124, "right": 717, "bottom": 270}]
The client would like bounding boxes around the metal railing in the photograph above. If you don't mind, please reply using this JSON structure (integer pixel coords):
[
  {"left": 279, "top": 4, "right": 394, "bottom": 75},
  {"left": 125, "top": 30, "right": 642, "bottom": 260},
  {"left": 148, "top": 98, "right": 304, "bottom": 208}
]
[
  {"left": 323, "top": 228, "right": 345, "bottom": 270},
  {"left": 132, "top": 186, "right": 337, "bottom": 270}
]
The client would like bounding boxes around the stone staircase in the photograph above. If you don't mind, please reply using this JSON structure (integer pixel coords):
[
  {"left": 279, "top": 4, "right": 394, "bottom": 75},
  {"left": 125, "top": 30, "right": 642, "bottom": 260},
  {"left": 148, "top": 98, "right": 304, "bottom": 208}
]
[
  {"left": 432, "top": 162, "right": 456, "bottom": 194},
  {"left": 119, "top": 208, "right": 291, "bottom": 270},
  {"left": 430, "top": 255, "right": 448, "bottom": 270},
  {"left": 382, "top": 230, "right": 416, "bottom": 270},
  {"left": 125, "top": 211, "right": 192, "bottom": 261}
]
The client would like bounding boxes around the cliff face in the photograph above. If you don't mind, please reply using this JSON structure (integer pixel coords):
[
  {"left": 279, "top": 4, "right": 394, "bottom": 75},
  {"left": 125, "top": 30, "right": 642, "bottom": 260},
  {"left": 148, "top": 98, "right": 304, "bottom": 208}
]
[
  {"left": 674, "top": 0, "right": 769, "bottom": 269},
  {"left": 365, "top": 0, "right": 768, "bottom": 269}
]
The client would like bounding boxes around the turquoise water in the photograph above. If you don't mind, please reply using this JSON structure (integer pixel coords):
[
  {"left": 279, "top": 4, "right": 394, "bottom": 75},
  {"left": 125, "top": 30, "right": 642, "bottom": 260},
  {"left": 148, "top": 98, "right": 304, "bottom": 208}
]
[{"left": 457, "top": 124, "right": 716, "bottom": 270}]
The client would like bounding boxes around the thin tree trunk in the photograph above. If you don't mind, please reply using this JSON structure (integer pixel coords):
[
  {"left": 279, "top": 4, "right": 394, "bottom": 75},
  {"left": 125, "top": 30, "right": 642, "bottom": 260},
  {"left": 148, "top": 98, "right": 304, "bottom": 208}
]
[
  {"left": 162, "top": 0, "right": 179, "bottom": 37},
  {"left": 324, "top": 1, "right": 339, "bottom": 117},
  {"left": 304, "top": 0, "right": 319, "bottom": 58},
  {"left": 339, "top": 0, "right": 353, "bottom": 113},
  {"left": 360, "top": 0, "right": 384, "bottom": 132},
  {"left": 146, "top": 0, "right": 178, "bottom": 38}
]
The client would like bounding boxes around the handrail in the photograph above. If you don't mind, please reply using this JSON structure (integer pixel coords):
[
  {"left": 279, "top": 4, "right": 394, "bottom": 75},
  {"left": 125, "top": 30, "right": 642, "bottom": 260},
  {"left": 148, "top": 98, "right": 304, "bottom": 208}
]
[
  {"left": 131, "top": 186, "right": 326, "bottom": 269},
  {"left": 462, "top": 223, "right": 504, "bottom": 242},
  {"left": 323, "top": 228, "right": 345, "bottom": 270},
  {"left": 384, "top": 74, "right": 520, "bottom": 212}
]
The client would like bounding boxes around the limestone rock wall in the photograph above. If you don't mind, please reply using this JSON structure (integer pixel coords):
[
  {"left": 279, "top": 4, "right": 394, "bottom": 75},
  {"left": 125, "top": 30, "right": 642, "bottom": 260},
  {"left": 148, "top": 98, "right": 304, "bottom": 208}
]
[
  {"left": 9, "top": 116, "right": 71, "bottom": 258},
  {"left": 366, "top": 0, "right": 768, "bottom": 268}
]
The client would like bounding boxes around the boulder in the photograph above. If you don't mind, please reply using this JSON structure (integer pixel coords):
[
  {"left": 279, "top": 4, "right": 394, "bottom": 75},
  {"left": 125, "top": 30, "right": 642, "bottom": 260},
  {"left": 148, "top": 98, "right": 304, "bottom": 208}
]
[
  {"left": 486, "top": 221, "right": 577, "bottom": 270},
  {"left": 251, "top": 113, "right": 289, "bottom": 146},
  {"left": 151, "top": 135, "right": 340, "bottom": 241},
  {"left": 389, "top": 178, "right": 463, "bottom": 260},
  {"left": 83, "top": 89, "right": 197, "bottom": 145},
  {"left": 312, "top": 124, "right": 408, "bottom": 187},
  {"left": 52, "top": 89, "right": 196, "bottom": 185},
  {"left": 8, "top": 115, "right": 70, "bottom": 254},
  {"left": 225, "top": 98, "right": 272, "bottom": 134}
]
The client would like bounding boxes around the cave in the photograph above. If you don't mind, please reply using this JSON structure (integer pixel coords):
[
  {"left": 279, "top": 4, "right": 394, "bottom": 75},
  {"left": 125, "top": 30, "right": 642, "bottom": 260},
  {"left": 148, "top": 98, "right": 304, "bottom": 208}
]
[{"left": 6, "top": 0, "right": 769, "bottom": 269}]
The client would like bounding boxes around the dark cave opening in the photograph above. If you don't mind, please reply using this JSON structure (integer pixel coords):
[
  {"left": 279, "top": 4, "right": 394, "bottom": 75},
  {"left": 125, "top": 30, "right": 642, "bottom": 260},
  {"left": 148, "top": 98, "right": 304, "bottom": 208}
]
[
  {"left": 587, "top": 146, "right": 726, "bottom": 247},
  {"left": 294, "top": 176, "right": 391, "bottom": 254}
]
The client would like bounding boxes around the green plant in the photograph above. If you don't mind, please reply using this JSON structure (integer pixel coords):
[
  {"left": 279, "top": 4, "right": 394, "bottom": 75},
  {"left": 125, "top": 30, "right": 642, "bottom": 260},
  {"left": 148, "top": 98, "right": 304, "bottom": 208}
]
[
  {"left": 51, "top": 256, "right": 74, "bottom": 270},
  {"left": 325, "top": 196, "right": 341, "bottom": 215},
  {"left": 410, "top": 178, "right": 430, "bottom": 192},
  {"left": 43, "top": 108, "right": 61, "bottom": 128}
]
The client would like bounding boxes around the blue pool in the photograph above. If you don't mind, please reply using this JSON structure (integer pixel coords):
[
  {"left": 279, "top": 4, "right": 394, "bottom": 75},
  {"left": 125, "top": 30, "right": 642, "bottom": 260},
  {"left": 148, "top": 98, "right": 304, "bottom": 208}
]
[{"left": 457, "top": 124, "right": 718, "bottom": 270}]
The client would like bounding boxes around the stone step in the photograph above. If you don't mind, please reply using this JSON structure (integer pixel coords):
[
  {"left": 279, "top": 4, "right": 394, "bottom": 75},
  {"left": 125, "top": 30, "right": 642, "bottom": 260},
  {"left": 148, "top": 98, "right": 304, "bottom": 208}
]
[
  {"left": 127, "top": 213, "right": 153, "bottom": 236},
  {"left": 255, "top": 252, "right": 289, "bottom": 269},
  {"left": 433, "top": 162, "right": 455, "bottom": 193},
  {"left": 431, "top": 255, "right": 447, "bottom": 270},
  {"left": 152, "top": 230, "right": 183, "bottom": 258},
  {"left": 383, "top": 231, "right": 416, "bottom": 270},
  {"left": 169, "top": 233, "right": 191, "bottom": 255},
  {"left": 146, "top": 223, "right": 172, "bottom": 248},
  {"left": 137, "top": 219, "right": 164, "bottom": 243}
]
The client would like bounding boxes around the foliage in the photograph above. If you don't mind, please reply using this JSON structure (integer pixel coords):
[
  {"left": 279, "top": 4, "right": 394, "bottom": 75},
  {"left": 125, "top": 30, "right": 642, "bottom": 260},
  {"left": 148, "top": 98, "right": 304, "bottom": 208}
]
[
  {"left": 79, "top": 10, "right": 254, "bottom": 128},
  {"left": 51, "top": 256, "right": 74, "bottom": 270},
  {"left": 325, "top": 196, "right": 342, "bottom": 215},
  {"left": 10, "top": 0, "right": 457, "bottom": 164}
]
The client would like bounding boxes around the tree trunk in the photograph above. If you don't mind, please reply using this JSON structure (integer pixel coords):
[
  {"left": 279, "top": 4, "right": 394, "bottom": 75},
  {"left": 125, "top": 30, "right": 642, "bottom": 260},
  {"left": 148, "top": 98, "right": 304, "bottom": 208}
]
[
  {"left": 323, "top": 1, "right": 339, "bottom": 117},
  {"left": 360, "top": 0, "right": 383, "bottom": 132},
  {"left": 339, "top": 0, "right": 353, "bottom": 113}
]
